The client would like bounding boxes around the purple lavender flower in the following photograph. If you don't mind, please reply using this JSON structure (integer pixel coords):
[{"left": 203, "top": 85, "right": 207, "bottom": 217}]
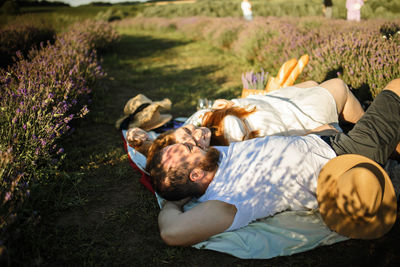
[
  {"left": 40, "top": 139, "right": 46, "bottom": 147},
  {"left": 4, "top": 192, "right": 12, "bottom": 202}
]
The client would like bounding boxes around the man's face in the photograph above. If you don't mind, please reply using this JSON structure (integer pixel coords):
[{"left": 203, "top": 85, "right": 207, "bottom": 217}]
[
  {"left": 161, "top": 143, "right": 207, "bottom": 173},
  {"left": 173, "top": 124, "right": 211, "bottom": 150}
]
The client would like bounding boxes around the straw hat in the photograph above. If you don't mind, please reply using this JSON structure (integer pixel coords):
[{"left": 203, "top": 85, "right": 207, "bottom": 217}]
[
  {"left": 317, "top": 154, "right": 397, "bottom": 239},
  {"left": 116, "top": 94, "right": 172, "bottom": 131}
]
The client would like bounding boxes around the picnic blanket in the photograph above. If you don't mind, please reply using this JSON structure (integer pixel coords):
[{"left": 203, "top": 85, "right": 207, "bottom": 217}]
[{"left": 121, "top": 129, "right": 351, "bottom": 259}]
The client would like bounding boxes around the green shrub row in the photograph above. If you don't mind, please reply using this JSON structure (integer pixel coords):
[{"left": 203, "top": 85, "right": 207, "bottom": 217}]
[
  {"left": 0, "top": 22, "right": 55, "bottom": 68},
  {"left": 138, "top": 0, "right": 400, "bottom": 19},
  {"left": 117, "top": 16, "right": 400, "bottom": 98},
  {"left": 0, "top": 20, "right": 119, "bottom": 249}
]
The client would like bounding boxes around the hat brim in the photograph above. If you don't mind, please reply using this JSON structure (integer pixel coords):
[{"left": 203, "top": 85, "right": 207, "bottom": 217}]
[
  {"left": 115, "top": 115, "right": 129, "bottom": 130},
  {"left": 130, "top": 114, "right": 172, "bottom": 132},
  {"left": 128, "top": 103, "right": 172, "bottom": 131},
  {"left": 317, "top": 154, "right": 397, "bottom": 239},
  {"left": 152, "top": 98, "right": 172, "bottom": 112}
]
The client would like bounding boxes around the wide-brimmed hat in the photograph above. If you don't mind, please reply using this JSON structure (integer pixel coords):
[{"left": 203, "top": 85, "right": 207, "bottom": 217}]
[
  {"left": 317, "top": 154, "right": 397, "bottom": 239},
  {"left": 115, "top": 94, "right": 172, "bottom": 131}
]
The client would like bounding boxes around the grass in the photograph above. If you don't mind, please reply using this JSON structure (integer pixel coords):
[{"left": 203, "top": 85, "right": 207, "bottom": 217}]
[
  {"left": 0, "top": 4, "right": 140, "bottom": 30},
  {"left": 6, "top": 23, "right": 399, "bottom": 266}
]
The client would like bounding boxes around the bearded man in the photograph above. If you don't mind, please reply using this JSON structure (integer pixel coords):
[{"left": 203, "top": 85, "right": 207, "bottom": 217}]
[{"left": 148, "top": 79, "right": 400, "bottom": 246}]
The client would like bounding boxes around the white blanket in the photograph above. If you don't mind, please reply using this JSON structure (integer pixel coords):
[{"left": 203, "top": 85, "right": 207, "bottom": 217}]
[{"left": 121, "top": 130, "right": 349, "bottom": 259}]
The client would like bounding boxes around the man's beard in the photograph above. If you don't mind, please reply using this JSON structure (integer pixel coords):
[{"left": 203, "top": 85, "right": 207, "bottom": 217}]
[{"left": 199, "top": 147, "right": 220, "bottom": 172}]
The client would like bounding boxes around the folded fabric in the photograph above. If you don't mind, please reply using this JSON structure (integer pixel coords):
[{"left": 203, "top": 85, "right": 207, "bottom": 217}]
[
  {"left": 192, "top": 209, "right": 348, "bottom": 259},
  {"left": 121, "top": 129, "right": 350, "bottom": 259}
]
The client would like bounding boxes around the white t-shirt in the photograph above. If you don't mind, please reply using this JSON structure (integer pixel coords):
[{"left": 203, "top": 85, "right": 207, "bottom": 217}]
[{"left": 197, "top": 135, "right": 336, "bottom": 231}]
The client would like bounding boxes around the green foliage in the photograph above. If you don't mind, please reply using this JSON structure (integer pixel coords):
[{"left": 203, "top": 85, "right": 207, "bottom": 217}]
[
  {"left": 95, "top": 7, "right": 128, "bottom": 22},
  {"left": 138, "top": 0, "right": 400, "bottom": 19},
  {"left": 0, "top": 22, "right": 55, "bottom": 68},
  {"left": 380, "top": 21, "right": 400, "bottom": 39},
  {"left": 0, "top": 0, "right": 20, "bottom": 15},
  {"left": 2, "top": 10, "right": 400, "bottom": 265},
  {"left": 140, "top": 0, "right": 242, "bottom": 18},
  {"left": 0, "top": 20, "right": 119, "bottom": 262},
  {"left": 117, "top": 16, "right": 400, "bottom": 98},
  {"left": 0, "top": 5, "right": 133, "bottom": 30}
]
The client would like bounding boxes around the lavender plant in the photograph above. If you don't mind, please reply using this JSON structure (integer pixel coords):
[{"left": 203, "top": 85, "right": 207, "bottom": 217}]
[
  {"left": 308, "top": 20, "right": 400, "bottom": 96},
  {"left": 0, "top": 20, "right": 119, "bottom": 237},
  {"left": 241, "top": 69, "right": 268, "bottom": 90},
  {"left": 0, "top": 23, "right": 55, "bottom": 68},
  {"left": 117, "top": 17, "right": 400, "bottom": 97},
  {"left": 379, "top": 22, "right": 400, "bottom": 40}
]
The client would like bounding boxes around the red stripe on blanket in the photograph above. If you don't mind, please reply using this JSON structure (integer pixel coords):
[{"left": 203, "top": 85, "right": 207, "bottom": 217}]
[{"left": 120, "top": 131, "right": 155, "bottom": 194}]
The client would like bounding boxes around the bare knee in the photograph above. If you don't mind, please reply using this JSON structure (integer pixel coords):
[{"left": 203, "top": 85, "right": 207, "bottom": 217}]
[
  {"left": 302, "top": 80, "right": 318, "bottom": 87},
  {"left": 320, "top": 78, "right": 348, "bottom": 113},
  {"left": 383, "top": 78, "right": 400, "bottom": 97},
  {"left": 319, "top": 78, "right": 346, "bottom": 89},
  {"left": 294, "top": 80, "right": 318, "bottom": 88}
]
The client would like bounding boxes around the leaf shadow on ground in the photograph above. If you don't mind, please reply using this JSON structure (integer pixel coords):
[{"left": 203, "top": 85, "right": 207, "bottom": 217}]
[
  {"left": 104, "top": 34, "right": 237, "bottom": 118},
  {"left": 113, "top": 34, "right": 191, "bottom": 60},
  {"left": 36, "top": 33, "right": 243, "bottom": 265},
  {"left": 25, "top": 31, "right": 400, "bottom": 267}
]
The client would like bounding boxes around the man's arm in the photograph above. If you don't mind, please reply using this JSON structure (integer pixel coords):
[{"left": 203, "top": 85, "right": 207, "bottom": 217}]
[{"left": 158, "top": 200, "right": 237, "bottom": 246}]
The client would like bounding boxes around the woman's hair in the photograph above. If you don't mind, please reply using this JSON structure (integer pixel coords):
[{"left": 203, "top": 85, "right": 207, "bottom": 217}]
[
  {"left": 145, "top": 130, "right": 176, "bottom": 171},
  {"left": 201, "top": 106, "right": 259, "bottom": 146},
  {"left": 144, "top": 106, "right": 258, "bottom": 171}
]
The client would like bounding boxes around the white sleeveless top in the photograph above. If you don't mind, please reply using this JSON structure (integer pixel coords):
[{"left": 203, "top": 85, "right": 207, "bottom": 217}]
[{"left": 197, "top": 135, "right": 336, "bottom": 231}]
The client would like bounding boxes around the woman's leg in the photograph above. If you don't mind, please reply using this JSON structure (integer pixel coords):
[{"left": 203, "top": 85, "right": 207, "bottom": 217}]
[
  {"left": 319, "top": 78, "right": 365, "bottom": 124},
  {"left": 294, "top": 80, "right": 318, "bottom": 88}
]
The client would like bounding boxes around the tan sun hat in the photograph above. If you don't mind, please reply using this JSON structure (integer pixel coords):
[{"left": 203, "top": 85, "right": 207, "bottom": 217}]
[
  {"left": 115, "top": 94, "right": 172, "bottom": 131},
  {"left": 317, "top": 154, "right": 397, "bottom": 240}
]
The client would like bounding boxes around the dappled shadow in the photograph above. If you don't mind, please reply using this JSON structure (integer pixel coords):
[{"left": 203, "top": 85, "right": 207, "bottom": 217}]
[
  {"left": 323, "top": 67, "right": 343, "bottom": 81},
  {"left": 322, "top": 68, "right": 373, "bottom": 106},
  {"left": 105, "top": 61, "right": 229, "bottom": 119},
  {"left": 317, "top": 163, "right": 397, "bottom": 240},
  {"left": 322, "top": 69, "right": 373, "bottom": 134},
  {"left": 152, "top": 134, "right": 400, "bottom": 256},
  {"left": 20, "top": 8, "right": 56, "bottom": 14},
  {"left": 202, "top": 137, "right": 323, "bottom": 219},
  {"left": 116, "top": 34, "right": 191, "bottom": 60},
  {"left": 340, "top": 83, "right": 373, "bottom": 133},
  {"left": 103, "top": 34, "right": 233, "bottom": 118},
  {"left": 351, "top": 83, "right": 374, "bottom": 108},
  {"left": 136, "top": 64, "right": 228, "bottom": 116}
]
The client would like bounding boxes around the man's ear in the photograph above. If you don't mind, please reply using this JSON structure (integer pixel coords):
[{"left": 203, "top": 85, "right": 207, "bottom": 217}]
[{"left": 189, "top": 168, "right": 205, "bottom": 182}]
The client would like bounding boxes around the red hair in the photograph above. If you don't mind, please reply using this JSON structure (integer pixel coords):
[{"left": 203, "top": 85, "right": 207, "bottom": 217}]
[
  {"left": 145, "top": 130, "right": 176, "bottom": 171},
  {"left": 201, "top": 106, "right": 259, "bottom": 146}
]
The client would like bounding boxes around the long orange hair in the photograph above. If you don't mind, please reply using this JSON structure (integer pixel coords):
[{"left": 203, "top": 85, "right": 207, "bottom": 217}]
[
  {"left": 145, "top": 106, "right": 259, "bottom": 171},
  {"left": 145, "top": 130, "right": 176, "bottom": 171},
  {"left": 201, "top": 106, "right": 259, "bottom": 146}
]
